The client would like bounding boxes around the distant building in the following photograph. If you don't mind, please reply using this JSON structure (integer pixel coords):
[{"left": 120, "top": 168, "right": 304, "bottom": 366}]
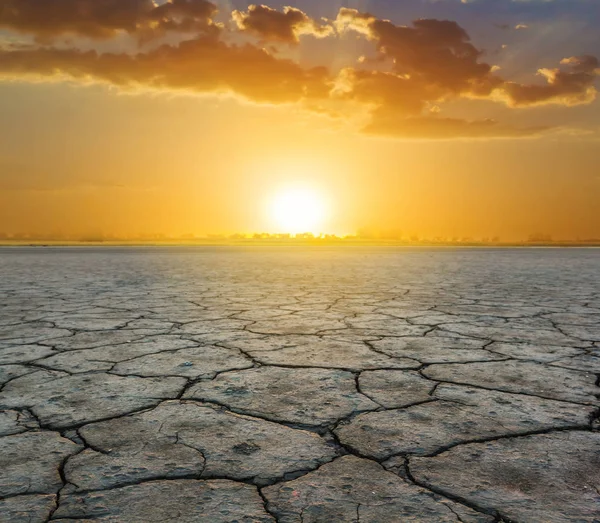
[{"left": 528, "top": 233, "right": 553, "bottom": 243}]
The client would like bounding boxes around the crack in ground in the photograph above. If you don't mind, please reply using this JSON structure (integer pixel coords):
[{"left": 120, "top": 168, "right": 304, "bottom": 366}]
[{"left": 402, "top": 457, "right": 520, "bottom": 523}]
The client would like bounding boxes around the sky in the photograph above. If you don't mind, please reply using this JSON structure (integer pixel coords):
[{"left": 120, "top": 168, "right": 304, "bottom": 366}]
[{"left": 0, "top": 0, "right": 599, "bottom": 240}]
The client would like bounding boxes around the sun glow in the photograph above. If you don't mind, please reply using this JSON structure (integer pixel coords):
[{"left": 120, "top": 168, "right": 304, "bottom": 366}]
[{"left": 270, "top": 187, "right": 327, "bottom": 234}]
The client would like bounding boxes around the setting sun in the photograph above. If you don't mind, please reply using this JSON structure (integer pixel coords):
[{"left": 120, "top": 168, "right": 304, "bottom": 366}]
[{"left": 270, "top": 188, "right": 326, "bottom": 234}]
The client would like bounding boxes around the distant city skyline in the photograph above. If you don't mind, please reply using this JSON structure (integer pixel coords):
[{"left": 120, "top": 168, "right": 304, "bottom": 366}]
[{"left": 2, "top": 230, "right": 600, "bottom": 245}]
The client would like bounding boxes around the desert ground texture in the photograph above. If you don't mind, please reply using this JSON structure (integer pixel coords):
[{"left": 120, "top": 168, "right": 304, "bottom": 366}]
[{"left": 0, "top": 247, "right": 599, "bottom": 522}]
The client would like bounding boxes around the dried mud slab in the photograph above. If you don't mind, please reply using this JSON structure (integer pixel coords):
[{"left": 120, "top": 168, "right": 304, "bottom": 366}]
[
  {"left": 486, "top": 342, "right": 584, "bottom": 362},
  {"left": 358, "top": 370, "right": 436, "bottom": 408},
  {"left": 42, "top": 330, "right": 149, "bottom": 350},
  {"left": 175, "top": 319, "right": 251, "bottom": 335},
  {"left": 37, "top": 335, "right": 198, "bottom": 373},
  {"left": 344, "top": 317, "right": 433, "bottom": 337},
  {"left": 111, "top": 345, "right": 254, "bottom": 378},
  {"left": 249, "top": 314, "right": 347, "bottom": 335},
  {"left": 184, "top": 366, "right": 378, "bottom": 426},
  {"left": 0, "top": 364, "right": 37, "bottom": 386},
  {"left": 0, "top": 371, "right": 185, "bottom": 429},
  {"left": 558, "top": 324, "right": 600, "bottom": 342},
  {"left": 50, "top": 315, "right": 135, "bottom": 331},
  {"left": 0, "top": 494, "right": 57, "bottom": 522},
  {"left": 410, "top": 431, "right": 600, "bottom": 523},
  {"left": 249, "top": 339, "right": 419, "bottom": 371},
  {"left": 263, "top": 455, "right": 493, "bottom": 523},
  {"left": 66, "top": 401, "right": 337, "bottom": 490},
  {"left": 0, "top": 322, "right": 72, "bottom": 344},
  {"left": 0, "top": 431, "right": 81, "bottom": 497},
  {"left": 551, "top": 354, "right": 600, "bottom": 373},
  {"left": 335, "top": 384, "right": 594, "bottom": 458},
  {"left": 423, "top": 360, "right": 599, "bottom": 404},
  {"left": 0, "top": 344, "right": 56, "bottom": 364},
  {"left": 0, "top": 409, "right": 38, "bottom": 436},
  {"left": 54, "top": 479, "right": 275, "bottom": 522},
  {"left": 435, "top": 304, "right": 556, "bottom": 318},
  {"left": 370, "top": 336, "right": 501, "bottom": 363},
  {"left": 438, "top": 324, "right": 588, "bottom": 347}
]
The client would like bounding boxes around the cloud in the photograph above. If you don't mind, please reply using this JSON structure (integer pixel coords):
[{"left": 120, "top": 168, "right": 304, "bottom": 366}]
[
  {"left": 333, "top": 68, "right": 434, "bottom": 117},
  {"left": 502, "top": 55, "right": 599, "bottom": 107},
  {"left": 0, "top": 0, "right": 218, "bottom": 42},
  {"left": 494, "top": 23, "right": 529, "bottom": 30},
  {"left": 332, "top": 10, "right": 505, "bottom": 128},
  {"left": 336, "top": 8, "right": 598, "bottom": 109},
  {"left": 363, "top": 115, "right": 548, "bottom": 139},
  {"left": 336, "top": 9, "right": 502, "bottom": 99},
  {"left": 0, "top": 4, "right": 596, "bottom": 139},
  {"left": 0, "top": 35, "right": 331, "bottom": 103},
  {"left": 232, "top": 5, "right": 333, "bottom": 44}
]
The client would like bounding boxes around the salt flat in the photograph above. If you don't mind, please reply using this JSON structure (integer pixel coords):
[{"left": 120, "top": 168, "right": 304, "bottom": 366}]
[{"left": 0, "top": 247, "right": 598, "bottom": 522}]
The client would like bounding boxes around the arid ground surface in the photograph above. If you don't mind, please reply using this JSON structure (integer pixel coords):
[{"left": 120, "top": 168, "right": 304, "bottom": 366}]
[{"left": 0, "top": 247, "right": 599, "bottom": 523}]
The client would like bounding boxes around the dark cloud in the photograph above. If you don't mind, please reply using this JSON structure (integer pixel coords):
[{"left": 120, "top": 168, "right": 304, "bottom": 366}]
[
  {"left": 337, "top": 9, "right": 502, "bottom": 98},
  {"left": 232, "top": 4, "right": 333, "bottom": 44},
  {"left": 0, "top": 35, "right": 330, "bottom": 103},
  {"left": 503, "top": 55, "right": 599, "bottom": 107},
  {"left": 334, "top": 69, "right": 433, "bottom": 116},
  {"left": 0, "top": 0, "right": 218, "bottom": 41},
  {"left": 336, "top": 8, "right": 598, "bottom": 112},
  {"left": 332, "top": 9, "right": 509, "bottom": 133}
]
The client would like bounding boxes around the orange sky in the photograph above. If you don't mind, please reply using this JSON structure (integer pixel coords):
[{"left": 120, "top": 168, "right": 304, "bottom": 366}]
[{"left": 0, "top": 0, "right": 599, "bottom": 240}]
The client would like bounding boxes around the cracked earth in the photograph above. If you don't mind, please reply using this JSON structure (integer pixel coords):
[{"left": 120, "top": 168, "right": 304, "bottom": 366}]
[{"left": 0, "top": 246, "right": 599, "bottom": 522}]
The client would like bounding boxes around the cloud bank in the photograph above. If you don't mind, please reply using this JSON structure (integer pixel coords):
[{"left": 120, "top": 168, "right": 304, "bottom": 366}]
[
  {"left": 0, "top": 2, "right": 597, "bottom": 139},
  {"left": 0, "top": 0, "right": 218, "bottom": 41}
]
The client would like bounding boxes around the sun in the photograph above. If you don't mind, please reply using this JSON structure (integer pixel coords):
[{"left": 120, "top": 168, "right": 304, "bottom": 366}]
[{"left": 270, "top": 187, "right": 326, "bottom": 234}]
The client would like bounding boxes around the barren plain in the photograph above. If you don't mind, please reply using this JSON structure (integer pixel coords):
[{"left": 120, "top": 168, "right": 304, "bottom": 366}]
[{"left": 0, "top": 247, "right": 598, "bottom": 522}]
